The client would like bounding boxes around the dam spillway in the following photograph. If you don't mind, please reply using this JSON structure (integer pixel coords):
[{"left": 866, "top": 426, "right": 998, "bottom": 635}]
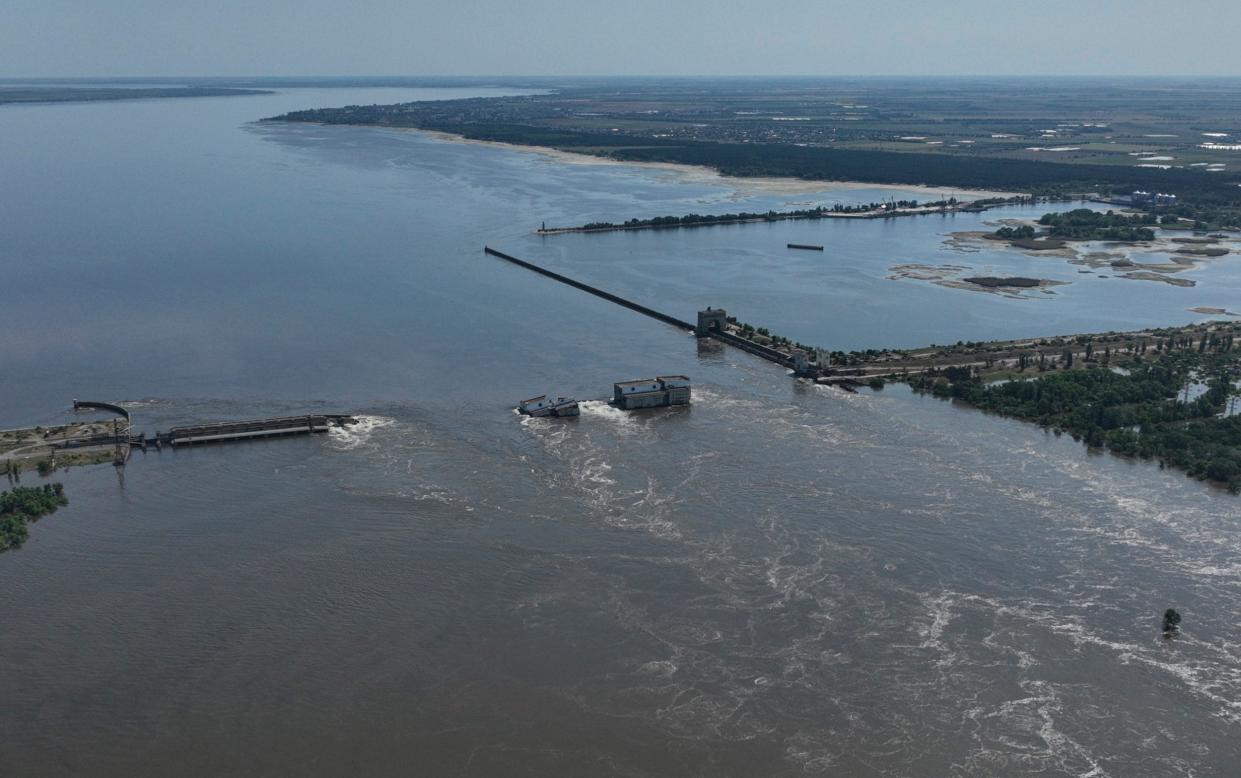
[{"left": 150, "top": 414, "right": 356, "bottom": 447}]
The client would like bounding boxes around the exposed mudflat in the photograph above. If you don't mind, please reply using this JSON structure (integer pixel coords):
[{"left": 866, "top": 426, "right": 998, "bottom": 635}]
[
  {"left": 945, "top": 226, "right": 1239, "bottom": 290},
  {"left": 888, "top": 264, "right": 1065, "bottom": 298}
]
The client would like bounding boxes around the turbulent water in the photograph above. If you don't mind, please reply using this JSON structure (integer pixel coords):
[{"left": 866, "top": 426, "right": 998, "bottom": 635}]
[{"left": 2, "top": 85, "right": 1240, "bottom": 777}]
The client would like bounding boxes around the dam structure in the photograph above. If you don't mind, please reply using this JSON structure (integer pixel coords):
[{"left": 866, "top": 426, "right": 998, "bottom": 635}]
[
  {"left": 147, "top": 414, "right": 356, "bottom": 447},
  {"left": 482, "top": 247, "right": 820, "bottom": 377},
  {"left": 72, "top": 402, "right": 357, "bottom": 450},
  {"left": 613, "top": 376, "right": 691, "bottom": 410},
  {"left": 3, "top": 403, "right": 356, "bottom": 476},
  {"left": 483, "top": 247, "right": 695, "bottom": 332}
]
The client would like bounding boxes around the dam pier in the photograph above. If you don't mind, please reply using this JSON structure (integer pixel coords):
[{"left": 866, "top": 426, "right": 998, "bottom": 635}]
[{"left": 484, "top": 246, "right": 827, "bottom": 378}]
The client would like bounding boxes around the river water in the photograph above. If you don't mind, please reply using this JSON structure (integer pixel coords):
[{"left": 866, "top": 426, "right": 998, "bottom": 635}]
[{"left": 1, "top": 86, "right": 1240, "bottom": 777}]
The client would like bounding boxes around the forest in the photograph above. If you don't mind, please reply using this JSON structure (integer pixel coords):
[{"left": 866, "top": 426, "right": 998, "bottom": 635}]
[
  {"left": 1037, "top": 209, "right": 1158, "bottom": 241},
  {"left": 0, "top": 483, "right": 68, "bottom": 551},
  {"left": 911, "top": 342, "right": 1241, "bottom": 492}
]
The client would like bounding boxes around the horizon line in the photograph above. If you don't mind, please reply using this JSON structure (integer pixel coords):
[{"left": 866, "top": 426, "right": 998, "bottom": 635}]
[{"left": 4, "top": 73, "right": 1241, "bottom": 81}]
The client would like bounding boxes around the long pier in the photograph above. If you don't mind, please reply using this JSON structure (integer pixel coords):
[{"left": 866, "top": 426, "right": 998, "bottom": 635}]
[{"left": 484, "top": 246, "right": 695, "bottom": 332}]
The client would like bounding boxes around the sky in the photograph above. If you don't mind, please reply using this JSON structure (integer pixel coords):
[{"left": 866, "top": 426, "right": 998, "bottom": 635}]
[{"left": 3, "top": 0, "right": 1240, "bottom": 78}]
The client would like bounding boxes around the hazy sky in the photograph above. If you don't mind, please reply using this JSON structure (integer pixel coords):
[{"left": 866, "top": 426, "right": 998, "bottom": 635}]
[{"left": 4, "top": 0, "right": 1239, "bottom": 78}]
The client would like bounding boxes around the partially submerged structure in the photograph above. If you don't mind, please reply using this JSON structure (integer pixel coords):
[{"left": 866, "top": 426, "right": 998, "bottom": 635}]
[
  {"left": 612, "top": 376, "right": 691, "bottom": 410},
  {"left": 518, "top": 395, "right": 580, "bottom": 417}
]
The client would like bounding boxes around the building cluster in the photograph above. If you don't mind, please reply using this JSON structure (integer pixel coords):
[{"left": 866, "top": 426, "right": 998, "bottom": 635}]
[{"left": 1131, "top": 190, "right": 1178, "bottom": 206}]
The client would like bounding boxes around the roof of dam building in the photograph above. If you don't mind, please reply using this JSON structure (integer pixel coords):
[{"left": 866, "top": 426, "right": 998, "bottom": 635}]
[{"left": 614, "top": 376, "right": 691, "bottom": 392}]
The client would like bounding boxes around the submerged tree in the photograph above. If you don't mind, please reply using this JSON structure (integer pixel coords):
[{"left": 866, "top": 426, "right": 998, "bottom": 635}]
[{"left": 1162, "top": 608, "right": 1182, "bottom": 636}]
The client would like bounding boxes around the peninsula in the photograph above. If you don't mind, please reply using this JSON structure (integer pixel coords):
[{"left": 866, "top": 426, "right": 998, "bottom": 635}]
[
  {"left": 536, "top": 196, "right": 1033, "bottom": 235},
  {"left": 264, "top": 79, "right": 1241, "bottom": 228},
  {"left": 0, "top": 86, "right": 272, "bottom": 105}
]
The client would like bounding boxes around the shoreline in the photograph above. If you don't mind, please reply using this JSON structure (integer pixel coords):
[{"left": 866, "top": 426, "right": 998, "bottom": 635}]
[{"left": 397, "top": 127, "right": 1025, "bottom": 200}]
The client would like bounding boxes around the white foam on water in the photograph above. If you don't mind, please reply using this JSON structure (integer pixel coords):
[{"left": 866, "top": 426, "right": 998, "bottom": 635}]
[
  {"left": 918, "top": 592, "right": 955, "bottom": 650},
  {"left": 327, "top": 414, "right": 396, "bottom": 451},
  {"left": 576, "top": 454, "right": 617, "bottom": 493},
  {"left": 519, "top": 402, "right": 685, "bottom": 539},
  {"left": 115, "top": 398, "right": 172, "bottom": 409},
  {"left": 956, "top": 586, "right": 1241, "bottom": 726},
  {"left": 577, "top": 400, "right": 648, "bottom": 437},
  {"left": 1047, "top": 619, "right": 1241, "bottom": 723},
  {"left": 517, "top": 411, "right": 573, "bottom": 449},
  {"left": 637, "top": 660, "right": 679, "bottom": 677}
]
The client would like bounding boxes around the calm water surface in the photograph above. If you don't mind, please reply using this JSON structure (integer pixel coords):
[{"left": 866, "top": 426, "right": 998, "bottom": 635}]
[{"left": 1, "top": 87, "right": 1240, "bottom": 777}]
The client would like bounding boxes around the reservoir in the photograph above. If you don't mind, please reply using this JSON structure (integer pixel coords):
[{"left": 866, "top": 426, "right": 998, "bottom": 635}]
[{"left": 1, "top": 85, "right": 1240, "bottom": 776}]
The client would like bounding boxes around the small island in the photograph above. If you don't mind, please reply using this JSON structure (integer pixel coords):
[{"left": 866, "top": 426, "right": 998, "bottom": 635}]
[
  {"left": 887, "top": 264, "right": 1065, "bottom": 297},
  {"left": 991, "top": 209, "right": 1158, "bottom": 245},
  {"left": 962, "top": 276, "right": 1043, "bottom": 288}
]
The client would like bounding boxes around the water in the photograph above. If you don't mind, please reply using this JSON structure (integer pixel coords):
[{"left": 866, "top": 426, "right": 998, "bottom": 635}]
[{"left": 2, "top": 86, "right": 1240, "bottom": 776}]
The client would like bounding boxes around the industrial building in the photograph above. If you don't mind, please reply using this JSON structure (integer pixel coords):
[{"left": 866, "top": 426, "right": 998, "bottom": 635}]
[
  {"left": 1131, "top": 190, "right": 1178, "bottom": 206},
  {"left": 612, "top": 376, "right": 691, "bottom": 410}
]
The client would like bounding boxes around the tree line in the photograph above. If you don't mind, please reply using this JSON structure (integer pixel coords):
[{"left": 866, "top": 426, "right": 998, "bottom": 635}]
[
  {"left": 1037, "top": 209, "right": 1157, "bottom": 241},
  {"left": 911, "top": 345, "right": 1241, "bottom": 493},
  {"left": 557, "top": 199, "right": 961, "bottom": 232}
]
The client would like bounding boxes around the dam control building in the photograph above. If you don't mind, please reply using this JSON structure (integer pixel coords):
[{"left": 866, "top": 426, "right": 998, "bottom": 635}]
[{"left": 613, "top": 376, "right": 692, "bottom": 410}]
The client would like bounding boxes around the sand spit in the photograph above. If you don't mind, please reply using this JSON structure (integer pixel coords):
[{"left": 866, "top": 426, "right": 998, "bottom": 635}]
[
  {"left": 1189, "top": 306, "right": 1240, "bottom": 317},
  {"left": 1122, "top": 271, "right": 1195, "bottom": 287}
]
